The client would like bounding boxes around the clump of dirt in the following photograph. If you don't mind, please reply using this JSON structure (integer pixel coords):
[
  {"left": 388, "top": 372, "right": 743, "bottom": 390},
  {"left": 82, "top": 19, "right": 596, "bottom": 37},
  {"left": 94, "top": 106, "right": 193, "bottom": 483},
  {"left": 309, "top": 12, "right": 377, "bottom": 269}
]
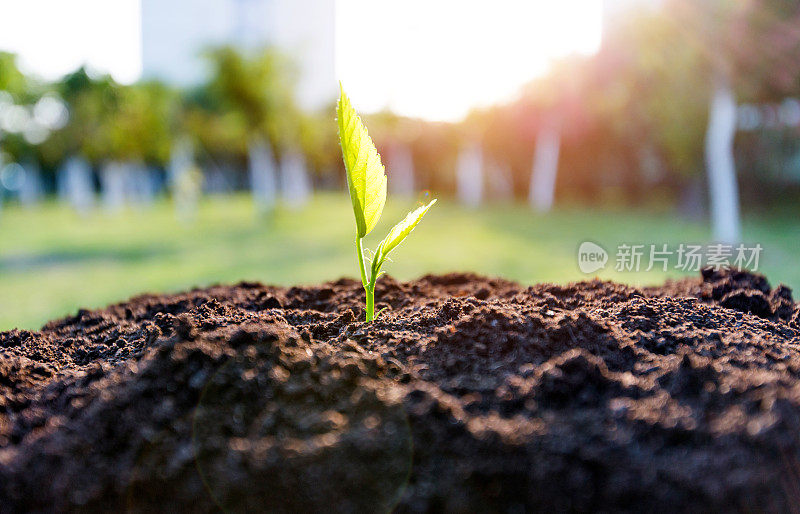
[{"left": 1, "top": 268, "right": 799, "bottom": 512}]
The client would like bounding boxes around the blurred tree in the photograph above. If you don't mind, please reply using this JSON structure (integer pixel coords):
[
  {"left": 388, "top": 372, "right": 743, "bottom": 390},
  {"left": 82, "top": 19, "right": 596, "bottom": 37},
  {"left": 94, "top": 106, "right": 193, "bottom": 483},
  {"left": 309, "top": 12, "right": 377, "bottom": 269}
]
[
  {"left": 0, "top": 53, "right": 61, "bottom": 175},
  {"left": 40, "top": 69, "right": 176, "bottom": 167},
  {"left": 0, "top": 52, "right": 29, "bottom": 99},
  {"left": 525, "top": 56, "right": 596, "bottom": 212},
  {"left": 468, "top": 54, "right": 597, "bottom": 210},
  {"left": 599, "top": 13, "right": 710, "bottom": 180},
  {"left": 39, "top": 68, "right": 117, "bottom": 166},
  {"left": 298, "top": 105, "right": 339, "bottom": 184},
  {"left": 367, "top": 110, "right": 423, "bottom": 196},
  {"left": 670, "top": 0, "right": 800, "bottom": 241},
  {"left": 101, "top": 81, "right": 176, "bottom": 164},
  {"left": 183, "top": 46, "right": 300, "bottom": 163}
]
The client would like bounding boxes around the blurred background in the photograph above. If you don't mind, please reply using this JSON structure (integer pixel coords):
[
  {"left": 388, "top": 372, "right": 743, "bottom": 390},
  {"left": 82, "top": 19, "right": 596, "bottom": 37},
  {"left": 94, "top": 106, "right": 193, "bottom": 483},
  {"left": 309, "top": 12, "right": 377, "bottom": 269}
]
[{"left": 0, "top": 0, "right": 798, "bottom": 330}]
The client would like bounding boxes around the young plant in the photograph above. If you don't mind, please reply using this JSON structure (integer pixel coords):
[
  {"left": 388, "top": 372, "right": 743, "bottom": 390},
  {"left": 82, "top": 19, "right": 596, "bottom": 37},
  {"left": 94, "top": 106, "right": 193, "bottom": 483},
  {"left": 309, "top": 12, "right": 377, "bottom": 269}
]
[{"left": 337, "top": 86, "right": 436, "bottom": 322}]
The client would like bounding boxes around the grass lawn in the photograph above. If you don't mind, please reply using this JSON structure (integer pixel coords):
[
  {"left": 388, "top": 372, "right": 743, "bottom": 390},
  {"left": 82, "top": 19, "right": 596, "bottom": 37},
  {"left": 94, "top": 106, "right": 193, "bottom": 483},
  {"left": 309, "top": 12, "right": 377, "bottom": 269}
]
[{"left": 0, "top": 193, "right": 796, "bottom": 331}]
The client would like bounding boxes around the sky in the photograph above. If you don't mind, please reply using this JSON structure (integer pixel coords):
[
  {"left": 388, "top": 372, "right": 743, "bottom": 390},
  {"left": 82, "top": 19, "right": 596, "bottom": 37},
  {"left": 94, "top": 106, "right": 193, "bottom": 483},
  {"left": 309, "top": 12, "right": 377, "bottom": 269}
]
[
  {"left": 337, "top": 0, "right": 603, "bottom": 120},
  {"left": 0, "top": 0, "right": 602, "bottom": 121},
  {"left": 0, "top": 0, "right": 142, "bottom": 84}
]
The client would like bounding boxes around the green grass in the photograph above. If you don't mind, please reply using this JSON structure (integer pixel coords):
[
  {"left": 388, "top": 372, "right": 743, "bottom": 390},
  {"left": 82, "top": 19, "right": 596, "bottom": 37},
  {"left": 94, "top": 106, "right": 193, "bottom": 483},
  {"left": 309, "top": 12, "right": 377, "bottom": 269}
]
[{"left": 0, "top": 193, "right": 796, "bottom": 331}]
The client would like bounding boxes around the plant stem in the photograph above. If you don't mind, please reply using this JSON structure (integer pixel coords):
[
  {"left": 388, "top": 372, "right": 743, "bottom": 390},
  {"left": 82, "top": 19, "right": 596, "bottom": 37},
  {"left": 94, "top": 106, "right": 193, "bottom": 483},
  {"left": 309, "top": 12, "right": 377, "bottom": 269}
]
[
  {"left": 355, "top": 236, "right": 368, "bottom": 287},
  {"left": 355, "top": 236, "right": 375, "bottom": 321},
  {"left": 365, "top": 284, "right": 375, "bottom": 322}
]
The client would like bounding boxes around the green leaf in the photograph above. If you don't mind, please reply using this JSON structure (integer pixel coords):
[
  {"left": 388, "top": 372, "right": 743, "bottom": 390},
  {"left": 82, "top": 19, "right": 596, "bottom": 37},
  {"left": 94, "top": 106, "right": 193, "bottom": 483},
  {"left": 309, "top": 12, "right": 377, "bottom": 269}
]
[
  {"left": 337, "top": 85, "right": 387, "bottom": 238},
  {"left": 376, "top": 199, "right": 437, "bottom": 263}
]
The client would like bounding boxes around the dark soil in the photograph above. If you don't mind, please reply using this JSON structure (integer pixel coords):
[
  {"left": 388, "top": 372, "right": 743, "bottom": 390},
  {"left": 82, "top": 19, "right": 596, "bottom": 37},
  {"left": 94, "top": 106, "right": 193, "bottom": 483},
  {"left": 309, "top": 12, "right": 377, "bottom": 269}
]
[{"left": 2, "top": 268, "right": 800, "bottom": 513}]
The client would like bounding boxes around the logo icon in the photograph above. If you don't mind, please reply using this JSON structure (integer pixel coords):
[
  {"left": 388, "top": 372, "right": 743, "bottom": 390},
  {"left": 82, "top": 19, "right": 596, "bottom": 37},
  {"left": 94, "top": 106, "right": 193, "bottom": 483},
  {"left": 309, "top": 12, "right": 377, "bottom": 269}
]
[{"left": 578, "top": 241, "right": 608, "bottom": 274}]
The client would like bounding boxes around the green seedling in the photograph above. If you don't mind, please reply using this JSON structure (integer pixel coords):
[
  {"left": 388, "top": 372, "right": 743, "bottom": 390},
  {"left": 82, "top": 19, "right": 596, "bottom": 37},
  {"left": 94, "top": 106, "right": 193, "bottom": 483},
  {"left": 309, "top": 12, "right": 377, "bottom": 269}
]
[{"left": 337, "top": 86, "right": 436, "bottom": 322}]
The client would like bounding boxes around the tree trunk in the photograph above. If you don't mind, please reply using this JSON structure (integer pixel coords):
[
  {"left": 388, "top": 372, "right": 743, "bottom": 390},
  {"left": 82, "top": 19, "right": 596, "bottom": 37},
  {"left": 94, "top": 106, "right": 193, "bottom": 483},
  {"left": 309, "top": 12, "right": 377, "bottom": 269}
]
[
  {"left": 248, "top": 138, "right": 278, "bottom": 213},
  {"left": 387, "top": 144, "right": 415, "bottom": 197},
  {"left": 529, "top": 120, "right": 561, "bottom": 212},
  {"left": 704, "top": 77, "right": 741, "bottom": 243},
  {"left": 0, "top": 153, "right": 4, "bottom": 216},
  {"left": 280, "top": 150, "right": 312, "bottom": 209},
  {"left": 456, "top": 143, "right": 483, "bottom": 208},
  {"left": 100, "top": 161, "right": 126, "bottom": 213},
  {"left": 58, "top": 156, "right": 95, "bottom": 215},
  {"left": 20, "top": 162, "right": 43, "bottom": 208},
  {"left": 168, "top": 139, "right": 201, "bottom": 222}
]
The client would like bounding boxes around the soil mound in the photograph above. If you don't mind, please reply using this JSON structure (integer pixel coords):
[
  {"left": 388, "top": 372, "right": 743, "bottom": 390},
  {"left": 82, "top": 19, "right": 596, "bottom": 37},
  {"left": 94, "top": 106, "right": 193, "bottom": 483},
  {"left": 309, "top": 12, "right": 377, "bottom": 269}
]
[{"left": 1, "top": 269, "right": 799, "bottom": 512}]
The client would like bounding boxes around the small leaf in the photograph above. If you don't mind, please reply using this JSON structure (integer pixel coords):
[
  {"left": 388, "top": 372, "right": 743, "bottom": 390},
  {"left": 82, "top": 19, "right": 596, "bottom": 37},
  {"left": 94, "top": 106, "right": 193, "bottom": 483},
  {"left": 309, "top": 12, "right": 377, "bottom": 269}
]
[
  {"left": 337, "top": 85, "right": 387, "bottom": 237},
  {"left": 376, "top": 199, "right": 437, "bottom": 263}
]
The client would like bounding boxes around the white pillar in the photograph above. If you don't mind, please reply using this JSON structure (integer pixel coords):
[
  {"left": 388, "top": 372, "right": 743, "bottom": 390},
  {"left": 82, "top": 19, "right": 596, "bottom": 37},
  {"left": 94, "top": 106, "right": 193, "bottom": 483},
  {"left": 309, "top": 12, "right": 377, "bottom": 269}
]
[
  {"left": 124, "top": 161, "right": 156, "bottom": 205},
  {"left": 0, "top": 154, "right": 4, "bottom": 216},
  {"left": 168, "top": 139, "right": 201, "bottom": 221},
  {"left": 168, "top": 139, "right": 193, "bottom": 192},
  {"left": 486, "top": 158, "right": 513, "bottom": 201},
  {"left": 100, "top": 161, "right": 126, "bottom": 212},
  {"left": 19, "top": 161, "right": 43, "bottom": 207},
  {"left": 280, "top": 150, "right": 311, "bottom": 209},
  {"left": 529, "top": 122, "right": 561, "bottom": 212},
  {"left": 58, "top": 156, "right": 94, "bottom": 214},
  {"left": 249, "top": 139, "right": 278, "bottom": 213},
  {"left": 456, "top": 143, "right": 483, "bottom": 207},
  {"left": 387, "top": 144, "right": 415, "bottom": 197},
  {"left": 704, "top": 77, "right": 741, "bottom": 243}
]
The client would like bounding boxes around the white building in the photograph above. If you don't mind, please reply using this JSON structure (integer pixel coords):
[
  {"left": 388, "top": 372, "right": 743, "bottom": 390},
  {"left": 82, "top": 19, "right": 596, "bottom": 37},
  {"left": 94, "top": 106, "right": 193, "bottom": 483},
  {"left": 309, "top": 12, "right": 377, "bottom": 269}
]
[{"left": 140, "top": 0, "right": 336, "bottom": 111}]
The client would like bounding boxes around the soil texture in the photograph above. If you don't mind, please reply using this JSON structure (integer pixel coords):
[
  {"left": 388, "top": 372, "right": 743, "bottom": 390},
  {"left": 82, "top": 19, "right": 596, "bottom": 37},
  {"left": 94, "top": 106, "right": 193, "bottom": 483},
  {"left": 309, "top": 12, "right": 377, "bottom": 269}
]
[{"left": 2, "top": 268, "right": 800, "bottom": 512}]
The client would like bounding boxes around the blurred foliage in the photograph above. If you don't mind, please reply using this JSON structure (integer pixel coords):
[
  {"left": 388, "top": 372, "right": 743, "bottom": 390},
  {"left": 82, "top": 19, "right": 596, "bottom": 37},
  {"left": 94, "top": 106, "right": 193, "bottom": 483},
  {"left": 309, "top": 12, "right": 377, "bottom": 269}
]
[
  {"left": 2, "top": 1, "right": 800, "bottom": 206},
  {"left": 457, "top": 0, "right": 800, "bottom": 205},
  {"left": 183, "top": 46, "right": 296, "bottom": 158},
  {"left": 40, "top": 70, "right": 176, "bottom": 166},
  {"left": 0, "top": 52, "right": 30, "bottom": 99}
]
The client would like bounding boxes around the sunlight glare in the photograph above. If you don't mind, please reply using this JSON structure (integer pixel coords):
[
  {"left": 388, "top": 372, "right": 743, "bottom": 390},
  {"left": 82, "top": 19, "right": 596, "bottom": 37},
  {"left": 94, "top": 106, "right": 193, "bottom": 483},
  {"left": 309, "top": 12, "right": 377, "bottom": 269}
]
[
  {"left": 0, "top": 0, "right": 141, "bottom": 84},
  {"left": 336, "top": 0, "right": 602, "bottom": 121}
]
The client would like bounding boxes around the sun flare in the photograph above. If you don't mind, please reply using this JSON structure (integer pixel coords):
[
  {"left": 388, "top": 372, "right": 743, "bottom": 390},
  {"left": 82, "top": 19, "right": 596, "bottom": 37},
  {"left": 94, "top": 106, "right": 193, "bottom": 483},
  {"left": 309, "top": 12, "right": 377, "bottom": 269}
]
[{"left": 336, "top": 0, "right": 603, "bottom": 121}]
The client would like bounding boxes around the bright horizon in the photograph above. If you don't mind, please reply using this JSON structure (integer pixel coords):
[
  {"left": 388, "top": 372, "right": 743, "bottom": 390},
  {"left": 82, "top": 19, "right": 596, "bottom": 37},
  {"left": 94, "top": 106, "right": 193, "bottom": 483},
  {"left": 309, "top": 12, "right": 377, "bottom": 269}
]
[
  {"left": 0, "top": 0, "right": 602, "bottom": 121},
  {"left": 0, "top": 0, "right": 142, "bottom": 84},
  {"left": 337, "top": 0, "right": 602, "bottom": 121}
]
